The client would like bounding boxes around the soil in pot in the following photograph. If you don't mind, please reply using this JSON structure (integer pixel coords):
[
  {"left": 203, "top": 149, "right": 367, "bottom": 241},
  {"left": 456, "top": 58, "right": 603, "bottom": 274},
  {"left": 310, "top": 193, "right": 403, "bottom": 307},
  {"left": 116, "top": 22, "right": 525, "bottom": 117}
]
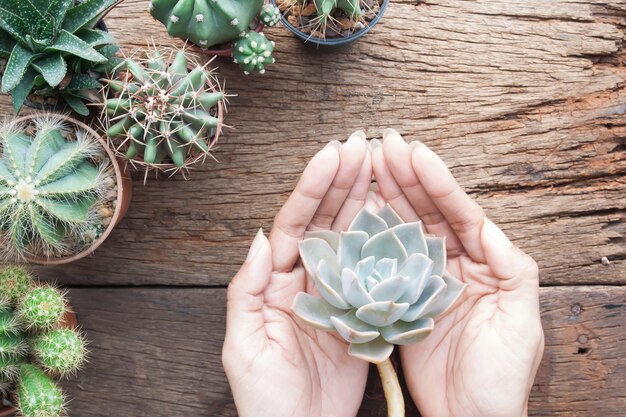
[{"left": 277, "top": 0, "right": 382, "bottom": 39}]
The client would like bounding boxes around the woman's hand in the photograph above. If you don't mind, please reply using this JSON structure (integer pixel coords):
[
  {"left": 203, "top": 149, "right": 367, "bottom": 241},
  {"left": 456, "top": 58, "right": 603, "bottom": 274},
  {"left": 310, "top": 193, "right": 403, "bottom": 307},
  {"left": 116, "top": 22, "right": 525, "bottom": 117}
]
[
  {"left": 223, "top": 132, "right": 372, "bottom": 417},
  {"left": 372, "top": 129, "right": 544, "bottom": 417}
]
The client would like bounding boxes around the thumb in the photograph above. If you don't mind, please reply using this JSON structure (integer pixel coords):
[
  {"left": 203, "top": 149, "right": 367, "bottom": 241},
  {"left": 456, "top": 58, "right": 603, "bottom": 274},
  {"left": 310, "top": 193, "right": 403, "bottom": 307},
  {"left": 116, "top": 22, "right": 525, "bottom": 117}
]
[{"left": 223, "top": 229, "right": 272, "bottom": 362}]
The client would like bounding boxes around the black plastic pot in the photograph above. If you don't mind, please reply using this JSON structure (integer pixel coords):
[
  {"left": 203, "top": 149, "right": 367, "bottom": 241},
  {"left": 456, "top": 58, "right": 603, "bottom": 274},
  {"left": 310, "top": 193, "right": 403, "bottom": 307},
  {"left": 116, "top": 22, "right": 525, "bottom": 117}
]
[
  {"left": 273, "top": 0, "right": 388, "bottom": 47},
  {"left": 23, "top": 19, "right": 109, "bottom": 113}
]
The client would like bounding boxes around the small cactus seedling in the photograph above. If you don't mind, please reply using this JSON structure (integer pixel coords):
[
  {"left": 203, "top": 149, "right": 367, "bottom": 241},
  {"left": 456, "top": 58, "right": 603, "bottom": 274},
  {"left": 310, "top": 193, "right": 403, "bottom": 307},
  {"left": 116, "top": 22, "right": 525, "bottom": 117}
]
[
  {"left": 0, "top": 0, "right": 122, "bottom": 115},
  {"left": 149, "top": 0, "right": 280, "bottom": 73},
  {"left": 102, "top": 46, "right": 226, "bottom": 174},
  {"left": 0, "top": 266, "right": 87, "bottom": 417},
  {"left": 313, "top": 0, "right": 362, "bottom": 27},
  {"left": 233, "top": 32, "right": 276, "bottom": 75},
  {"left": 0, "top": 266, "right": 32, "bottom": 303},
  {"left": 0, "top": 115, "right": 116, "bottom": 261}
]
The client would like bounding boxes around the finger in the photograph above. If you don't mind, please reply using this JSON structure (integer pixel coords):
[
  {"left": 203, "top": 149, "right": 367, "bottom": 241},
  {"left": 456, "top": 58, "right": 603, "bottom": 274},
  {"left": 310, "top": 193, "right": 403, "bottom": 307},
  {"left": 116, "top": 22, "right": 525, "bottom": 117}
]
[
  {"left": 332, "top": 144, "right": 372, "bottom": 231},
  {"left": 224, "top": 229, "right": 272, "bottom": 359},
  {"left": 269, "top": 141, "right": 341, "bottom": 272},
  {"left": 381, "top": 129, "right": 465, "bottom": 257},
  {"left": 309, "top": 131, "right": 368, "bottom": 231},
  {"left": 371, "top": 138, "right": 420, "bottom": 222},
  {"left": 410, "top": 139, "right": 485, "bottom": 261}
]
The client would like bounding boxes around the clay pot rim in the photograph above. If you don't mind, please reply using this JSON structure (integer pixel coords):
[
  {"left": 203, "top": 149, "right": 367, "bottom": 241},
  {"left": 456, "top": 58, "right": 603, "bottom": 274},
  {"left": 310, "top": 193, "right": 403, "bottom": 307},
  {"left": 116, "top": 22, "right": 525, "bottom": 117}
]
[
  {"left": 0, "top": 309, "right": 78, "bottom": 416},
  {"left": 7, "top": 114, "right": 132, "bottom": 266}
]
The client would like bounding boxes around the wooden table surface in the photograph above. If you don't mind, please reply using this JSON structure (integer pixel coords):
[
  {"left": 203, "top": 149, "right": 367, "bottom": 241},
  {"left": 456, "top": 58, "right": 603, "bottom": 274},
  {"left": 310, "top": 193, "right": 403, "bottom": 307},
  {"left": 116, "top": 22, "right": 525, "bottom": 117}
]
[{"left": 1, "top": 0, "right": 625, "bottom": 415}]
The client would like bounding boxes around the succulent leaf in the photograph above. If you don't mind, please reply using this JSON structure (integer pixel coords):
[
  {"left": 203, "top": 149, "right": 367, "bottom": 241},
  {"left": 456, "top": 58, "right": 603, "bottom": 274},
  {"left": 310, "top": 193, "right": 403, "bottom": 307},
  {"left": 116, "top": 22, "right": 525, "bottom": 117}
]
[
  {"left": 1, "top": 43, "right": 35, "bottom": 93},
  {"left": 46, "top": 29, "right": 107, "bottom": 62},
  {"left": 62, "top": 0, "right": 119, "bottom": 33},
  {"left": 31, "top": 53, "right": 67, "bottom": 88},
  {"left": 292, "top": 205, "right": 466, "bottom": 363}
]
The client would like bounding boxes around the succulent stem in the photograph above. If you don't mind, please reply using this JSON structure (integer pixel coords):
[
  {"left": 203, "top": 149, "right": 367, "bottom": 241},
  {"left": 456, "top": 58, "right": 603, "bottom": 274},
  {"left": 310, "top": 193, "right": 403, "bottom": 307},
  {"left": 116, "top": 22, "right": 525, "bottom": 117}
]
[{"left": 376, "top": 358, "right": 404, "bottom": 417}]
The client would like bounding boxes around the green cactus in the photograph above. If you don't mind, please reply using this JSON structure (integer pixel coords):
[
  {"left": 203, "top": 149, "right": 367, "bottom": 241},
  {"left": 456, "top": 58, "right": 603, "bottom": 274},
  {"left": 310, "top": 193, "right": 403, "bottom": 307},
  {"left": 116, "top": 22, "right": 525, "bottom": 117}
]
[
  {"left": 0, "top": 266, "right": 32, "bottom": 303},
  {"left": 233, "top": 32, "right": 275, "bottom": 75},
  {"left": 32, "top": 329, "right": 86, "bottom": 376},
  {"left": 103, "top": 47, "right": 226, "bottom": 172},
  {"left": 0, "top": 0, "right": 121, "bottom": 115},
  {"left": 18, "top": 287, "right": 66, "bottom": 330},
  {"left": 17, "top": 364, "right": 65, "bottom": 417},
  {"left": 259, "top": 4, "right": 281, "bottom": 27},
  {"left": 0, "top": 266, "right": 86, "bottom": 417},
  {"left": 0, "top": 115, "right": 115, "bottom": 261},
  {"left": 149, "top": 0, "right": 279, "bottom": 73},
  {"left": 313, "top": 0, "right": 362, "bottom": 27}
]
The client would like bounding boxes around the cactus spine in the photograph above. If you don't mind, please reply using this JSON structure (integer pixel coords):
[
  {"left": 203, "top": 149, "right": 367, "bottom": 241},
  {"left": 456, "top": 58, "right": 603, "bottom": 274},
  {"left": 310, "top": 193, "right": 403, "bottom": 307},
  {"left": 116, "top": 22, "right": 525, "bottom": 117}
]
[
  {"left": 0, "top": 266, "right": 86, "bottom": 417},
  {"left": 103, "top": 46, "right": 226, "bottom": 173}
]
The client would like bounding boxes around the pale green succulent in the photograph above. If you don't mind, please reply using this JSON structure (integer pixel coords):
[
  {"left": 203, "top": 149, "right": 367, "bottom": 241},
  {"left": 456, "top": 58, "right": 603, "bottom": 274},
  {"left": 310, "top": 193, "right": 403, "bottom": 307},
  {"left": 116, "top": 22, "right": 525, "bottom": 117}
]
[{"left": 292, "top": 205, "right": 466, "bottom": 364}]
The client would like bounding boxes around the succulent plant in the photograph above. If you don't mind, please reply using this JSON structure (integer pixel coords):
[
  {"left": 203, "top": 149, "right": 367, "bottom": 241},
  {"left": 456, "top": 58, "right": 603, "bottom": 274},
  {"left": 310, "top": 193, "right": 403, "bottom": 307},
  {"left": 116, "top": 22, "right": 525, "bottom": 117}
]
[
  {"left": 0, "top": 266, "right": 86, "bottom": 417},
  {"left": 0, "top": 265, "right": 32, "bottom": 303},
  {"left": 260, "top": 3, "right": 282, "bottom": 26},
  {"left": 102, "top": 47, "right": 226, "bottom": 173},
  {"left": 0, "top": 115, "right": 115, "bottom": 261},
  {"left": 0, "top": 0, "right": 121, "bottom": 115},
  {"left": 233, "top": 32, "right": 275, "bottom": 75},
  {"left": 313, "top": 0, "right": 362, "bottom": 26},
  {"left": 149, "top": 0, "right": 279, "bottom": 73},
  {"left": 292, "top": 205, "right": 466, "bottom": 364}
]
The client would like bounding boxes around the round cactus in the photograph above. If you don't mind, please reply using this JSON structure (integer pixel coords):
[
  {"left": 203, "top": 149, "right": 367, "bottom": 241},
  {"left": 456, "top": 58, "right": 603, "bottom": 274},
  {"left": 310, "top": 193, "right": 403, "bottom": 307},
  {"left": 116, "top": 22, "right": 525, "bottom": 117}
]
[
  {"left": 0, "top": 329, "right": 26, "bottom": 381},
  {"left": 0, "top": 266, "right": 32, "bottom": 304},
  {"left": 233, "top": 32, "right": 276, "bottom": 75},
  {"left": 103, "top": 47, "right": 226, "bottom": 172},
  {"left": 259, "top": 4, "right": 281, "bottom": 27},
  {"left": 17, "top": 287, "right": 66, "bottom": 330},
  {"left": 32, "top": 329, "right": 87, "bottom": 376},
  {"left": 0, "top": 307, "right": 20, "bottom": 336},
  {"left": 292, "top": 205, "right": 466, "bottom": 364},
  {"left": 17, "top": 364, "right": 64, "bottom": 417}
]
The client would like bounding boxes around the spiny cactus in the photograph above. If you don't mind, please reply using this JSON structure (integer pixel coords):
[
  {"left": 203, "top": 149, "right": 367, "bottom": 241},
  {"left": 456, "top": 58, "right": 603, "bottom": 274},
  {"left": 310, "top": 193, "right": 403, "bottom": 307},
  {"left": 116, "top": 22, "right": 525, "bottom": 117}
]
[
  {"left": 292, "top": 205, "right": 466, "bottom": 364},
  {"left": 233, "top": 32, "right": 276, "bottom": 75},
  {"left": 0, "top": 115, "right": 115, "bottom": 261},
  {"left": 149, "top": 0, "right": 279, "bottom": 73},
  {"left": 0, "top": 0, "right": 121, "bottom": 115},
  {"left": 0, "top": 266, "right": 32, "bottom": 303},
  {"left": 103, "top": 47, "right": 226, "bottom": 173},
  {"left": 313, "top": 0, "right": 362, "bottom": 26},
  {"left": 260, "top": 4, "right": 282, "bottom": 26},
  {"left": 17, "top": 364, "right": 65, "bottom": 417},
  {"left": 0, "top": 266, "right": 86, "bottom": 417}
]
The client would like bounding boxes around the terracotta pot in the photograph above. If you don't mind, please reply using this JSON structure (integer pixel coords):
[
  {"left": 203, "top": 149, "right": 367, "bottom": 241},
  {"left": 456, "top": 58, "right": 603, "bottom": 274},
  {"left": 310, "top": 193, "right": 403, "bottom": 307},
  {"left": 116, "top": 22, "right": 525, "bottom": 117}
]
[
  {"left": 7, "top": 114, "right": 132, "bottom": 265},
  {"left": 0, "top": 309, "right": 78, "bottom": 416}
]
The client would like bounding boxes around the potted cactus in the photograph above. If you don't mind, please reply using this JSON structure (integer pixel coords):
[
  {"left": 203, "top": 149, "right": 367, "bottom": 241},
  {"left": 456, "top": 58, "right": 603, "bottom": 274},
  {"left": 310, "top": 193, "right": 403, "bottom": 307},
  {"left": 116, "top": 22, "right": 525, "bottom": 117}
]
[
  {"left": 102, "top": 46, "right": 227, "bottom": 174},
  {"left": 292, "top": 205, "right": 466, "bottom": 416},
  {"left": 274, "top": 0, "right": 388, "bottom": 45},
  {"left": 0, "top": 114, "right": 132, "bottom": 265},
  {"left": 0, "top": 266, "right": 87, "bottom": 417},
  {"left": 0, "top": 0, "right": 122, "bottom": 115},
  {"left": 149, "top": 0, "right": 281, "bottom": 74}
]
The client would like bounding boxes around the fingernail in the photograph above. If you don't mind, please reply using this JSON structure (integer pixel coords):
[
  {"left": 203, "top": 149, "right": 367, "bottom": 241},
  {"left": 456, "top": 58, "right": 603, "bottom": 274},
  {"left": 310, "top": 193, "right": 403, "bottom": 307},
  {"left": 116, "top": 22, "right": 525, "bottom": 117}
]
[
  {"left": 483, "top": 219, "right": 512, "bottom": 248},
  {"left": 246, "top": 228, "right": 265, "bottom": 262},
  {"left": 383, "top": 128, "right": 401, "bottom": 141},
  {"left": 324, "top": 140, "right": 341, "bottom": 152},
  {"left": 348, "top": 130, "right": 366, "bottom": 142},
  {"left": 409, "top": 141, "right": 425, "bottom": 151},
  {"left": 369, "top": 138, "right": 382, "bottom": 151}
]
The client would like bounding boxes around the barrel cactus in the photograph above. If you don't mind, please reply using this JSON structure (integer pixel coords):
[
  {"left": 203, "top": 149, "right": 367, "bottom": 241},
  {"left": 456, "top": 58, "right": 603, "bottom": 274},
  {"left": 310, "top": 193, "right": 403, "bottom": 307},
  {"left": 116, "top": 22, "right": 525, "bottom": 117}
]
[
  {"left": 102, "top": 46, "right": 225, "bottom": 173},
  {"left": 0, "top": 115, "right": 116, "bottom": 261},
  {"left": 0, "top": 0, "right": 121, "bottom": 115},
  {"left": 149, "top": 0, "right": 279, "bottom": 73},
  {"left": 0, "top": 266, "right": 31, "bottom": 303},
  {"left": 233, "top": 31, "right": 275, "bottom": 75},
  {"left": 0, "top": 266, "right": 86, "bottom": 417},
  {"left": 292, "top": 205, "right": 466, "bottom": 364}
]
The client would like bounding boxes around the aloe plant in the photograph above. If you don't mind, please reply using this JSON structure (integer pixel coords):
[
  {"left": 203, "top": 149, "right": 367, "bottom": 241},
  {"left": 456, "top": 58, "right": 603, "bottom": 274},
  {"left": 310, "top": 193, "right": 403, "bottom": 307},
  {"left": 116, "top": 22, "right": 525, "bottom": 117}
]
[
  {"left": 0, "top": 266, "right": 86, "bottom": 417},
  {"left": 0, "top": 115, "right": 115, "bottom": 261},
  {"left": 103, "top": 46, "right": 226, "bottom": 173},
  {"left": 0, "top": 0, "right": 121, "bottom": 115},
  {"left": 292, "top": 205, "right": 466, "bottom": 415},
  {"left": 149, "top": 0, "right": 280, "bottom": 73}
]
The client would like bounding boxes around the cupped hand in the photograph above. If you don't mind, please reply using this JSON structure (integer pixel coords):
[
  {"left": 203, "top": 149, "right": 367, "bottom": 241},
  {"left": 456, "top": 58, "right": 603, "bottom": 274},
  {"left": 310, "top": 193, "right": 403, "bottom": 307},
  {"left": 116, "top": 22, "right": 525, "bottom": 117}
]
[
  {"left": 223, "top": 132, "right": 373, "bottom": 417},
  {"left": 371, "top": 129, "right": 544, "bottom": 417}
]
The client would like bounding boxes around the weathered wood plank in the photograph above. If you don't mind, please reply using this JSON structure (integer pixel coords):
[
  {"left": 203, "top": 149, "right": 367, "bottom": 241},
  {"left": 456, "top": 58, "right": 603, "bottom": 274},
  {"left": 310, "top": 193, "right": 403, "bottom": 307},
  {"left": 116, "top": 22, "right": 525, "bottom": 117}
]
[
  {"left": 57, "top": 286, "right": 626, "bottom": 417},
  {"left": 0, "top": 0, "right": 623, "bottom": 286}
]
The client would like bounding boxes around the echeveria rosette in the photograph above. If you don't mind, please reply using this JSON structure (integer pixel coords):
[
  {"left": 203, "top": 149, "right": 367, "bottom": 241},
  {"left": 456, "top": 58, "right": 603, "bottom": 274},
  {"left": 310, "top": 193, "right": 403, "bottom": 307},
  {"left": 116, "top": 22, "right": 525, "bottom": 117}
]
[{"left": 292, "top": 205, "right": 466, "bottom": 364}]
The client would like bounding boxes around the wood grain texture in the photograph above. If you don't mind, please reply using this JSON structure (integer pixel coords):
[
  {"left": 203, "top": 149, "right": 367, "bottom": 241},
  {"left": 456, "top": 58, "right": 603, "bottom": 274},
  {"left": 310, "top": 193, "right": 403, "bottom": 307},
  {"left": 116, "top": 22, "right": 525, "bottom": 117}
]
[
  {"left": 57, "top": 286, "right": 626, "bottom": 417},
  {"left": 5, "top": 0, "right": 618, "bottom": 286}
]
